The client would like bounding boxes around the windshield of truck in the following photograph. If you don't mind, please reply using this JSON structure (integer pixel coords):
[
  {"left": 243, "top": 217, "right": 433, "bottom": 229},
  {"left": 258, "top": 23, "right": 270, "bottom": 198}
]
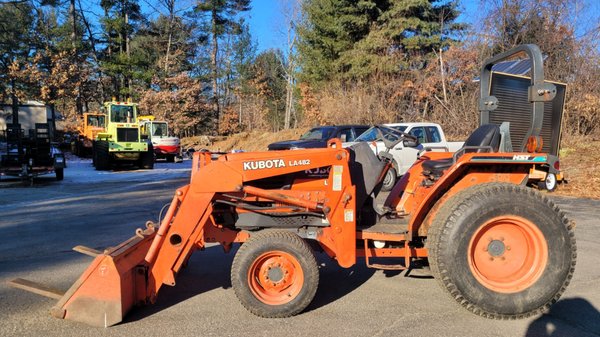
[
  {"left": 110, "top": 105, "right": 135, "bottom": 123},
  {"left": 355, "top": 127, "right": 378, "bottom": 141},
  {"left": 300, "top": 127, "right": 333, "bottom": 140},
  {"left": 152, "top": 122, "right": 168, "bottom": 137},
  {"left": 87, "top": 115, "right": 106, "bottom": 127}
]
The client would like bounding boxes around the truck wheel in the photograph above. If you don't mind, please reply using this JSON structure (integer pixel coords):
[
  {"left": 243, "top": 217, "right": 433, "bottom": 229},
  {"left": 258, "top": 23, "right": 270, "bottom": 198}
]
[
  {"left": 92, "top": 142, "right": 96, "bottom": 166},
  {"left": 166, "top": 154, "right": 175, "bottom": 163},
  {"left": 537, "top": 172, "right": 557, "bottom": 192},
  {"left": 381, "top": 167, "right": 397, "bottom": 192},
  {"left": 71, "top": 142, "right": 78, "bottom": 156},
  {"left": 231, "top": 230, "right": 319, "bottom": 318},
  {"left": 427, "top": 183, "right": 576, "bottom": 319},
  {"left": 139, "top": 143, "right": 154, "bottom": 169},
  {"left": 95, "top": 140, "right": 110, "bottom": 170},
  {"left": 55, "top": 168, "right": 64, "bottom": 181}
]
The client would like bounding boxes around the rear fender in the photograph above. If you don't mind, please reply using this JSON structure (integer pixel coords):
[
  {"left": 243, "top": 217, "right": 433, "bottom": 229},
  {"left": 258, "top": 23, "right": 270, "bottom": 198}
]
[{"left": 398, "top": 153, "right": 546, "bottom": 239}]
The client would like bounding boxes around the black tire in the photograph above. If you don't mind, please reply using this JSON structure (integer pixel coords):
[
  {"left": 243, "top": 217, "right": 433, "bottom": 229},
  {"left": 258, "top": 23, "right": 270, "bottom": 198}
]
[
  {"left": 77, "top": 141, "right": 85, "bottom": 157},
  {"left": 537, "top": 172, "right": 557, "bottom": 192},
  {"left": 92, "top": 141, "right": 96, "bottom": 166},
  {"left": 381, "top": 166, "right": 397, "bottom": 192},
  {"left": 55, "top": 168, "right": 64, "bottom": 181},
  {"left": 71, "top": 141, "right": 78, "bottom": 156},
  {"left": 94, "top": 140, "right": 110, "bottom": 170},
  {"left": 231, "top": 230, "right": 319, "bottom": 318},
  {"left": 166, "top": 154, "right": 175, "bottom": 163},
  {"left": 139, "top": 143, "right": 154, "bottom": 169},
  {"left": 427, "top": 182, "right": 576, "bottom": 319}
]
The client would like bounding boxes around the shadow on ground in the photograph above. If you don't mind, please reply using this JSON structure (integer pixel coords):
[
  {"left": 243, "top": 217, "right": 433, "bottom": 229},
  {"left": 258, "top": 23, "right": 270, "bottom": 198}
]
[
  {"left": 526, "top": 297, "right": 600, "bottom": 336},
  {"left": 124, "top": 248, "right": 378, "bottom": 323}
]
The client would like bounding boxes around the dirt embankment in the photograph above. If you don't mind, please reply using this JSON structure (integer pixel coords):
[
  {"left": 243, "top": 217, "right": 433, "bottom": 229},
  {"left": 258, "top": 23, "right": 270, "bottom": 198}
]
[
  {"left": 181, "top": 130, "right": 599, "bottom": 200},
  {"left": 181, "top": 129, "right": 309, "bottom": 152},
  {"left": 555, "top": 137, "right": 600, "bottom": 199}
]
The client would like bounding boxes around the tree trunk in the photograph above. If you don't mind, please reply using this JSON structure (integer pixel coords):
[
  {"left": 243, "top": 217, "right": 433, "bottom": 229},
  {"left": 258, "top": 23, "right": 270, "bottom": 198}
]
[
  {"left": 439, "top": 48, "right": 448, "bottom": 103},
  {"left": 69, "top": 0, "right": 77, "bottom": 48},
  {"left": 125, "top": 12, "right": 132, "bottom": 96},
  {"left": 164, "top": 0, "right": 175, "bottom": 73},
  {"left": 78, "top": 0, "right": 105, "bottom": 101},
  {"left": 211, "top": 3, "right": 220, "bottom": 133}
]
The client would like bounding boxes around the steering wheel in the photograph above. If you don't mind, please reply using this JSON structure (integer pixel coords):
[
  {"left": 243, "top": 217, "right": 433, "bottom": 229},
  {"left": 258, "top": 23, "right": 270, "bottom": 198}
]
[{"left": 373, "top": 125, "right": 419, "bottom": 151}]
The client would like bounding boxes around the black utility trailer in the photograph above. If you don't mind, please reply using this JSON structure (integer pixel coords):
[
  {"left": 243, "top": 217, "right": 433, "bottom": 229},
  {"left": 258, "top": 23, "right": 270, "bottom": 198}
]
[{"left": 0, "top": 103, "right": 65, "bottom": 184}]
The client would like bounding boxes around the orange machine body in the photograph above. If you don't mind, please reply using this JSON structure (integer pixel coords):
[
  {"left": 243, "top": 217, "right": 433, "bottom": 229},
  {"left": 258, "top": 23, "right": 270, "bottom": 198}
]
[{"left": 44, "top": 138, "right": 555, "bottom": 327}]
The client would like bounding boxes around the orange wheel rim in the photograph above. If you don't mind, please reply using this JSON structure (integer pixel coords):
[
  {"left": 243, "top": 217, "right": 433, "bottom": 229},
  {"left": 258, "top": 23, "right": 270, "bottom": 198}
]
[
  {"left": 248, "top": 251, "right": 304, "bottom": 305},
  {"left": 468, "top": 216, "right": 548, "bottom": 293}
]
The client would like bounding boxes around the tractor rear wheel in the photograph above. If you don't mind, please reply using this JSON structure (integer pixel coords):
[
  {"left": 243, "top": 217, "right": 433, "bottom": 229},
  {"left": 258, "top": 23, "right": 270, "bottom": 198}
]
[
  {"left": 231, "top": 230, "right": 319, "bottom": 318},
  {"left": 427, "top": 182, "right": 576, "bottom": 319},
  {"left": 94, "top": 140, "right": 110, "bottom": 170}
]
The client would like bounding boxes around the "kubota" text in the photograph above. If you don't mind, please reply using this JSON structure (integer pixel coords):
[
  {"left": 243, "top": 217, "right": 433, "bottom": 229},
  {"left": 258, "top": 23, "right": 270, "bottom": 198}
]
[{"left": 243, "top": 159, "right": 311, "bottom": 170}]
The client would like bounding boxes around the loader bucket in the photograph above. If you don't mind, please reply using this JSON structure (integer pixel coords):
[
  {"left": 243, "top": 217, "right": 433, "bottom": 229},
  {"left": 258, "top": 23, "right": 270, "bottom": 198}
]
[{"left": 50, "top": 227, "right": 156, "bottom": 327}]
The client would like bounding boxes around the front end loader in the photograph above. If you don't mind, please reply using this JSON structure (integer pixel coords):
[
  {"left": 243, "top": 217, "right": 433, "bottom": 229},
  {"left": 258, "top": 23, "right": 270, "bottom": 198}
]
[
  {"left": 9, "top": 45, "right": 576, "bottom": 326},
  {"left": 92, "top": 100, "right": 154, "bottom": 170}
]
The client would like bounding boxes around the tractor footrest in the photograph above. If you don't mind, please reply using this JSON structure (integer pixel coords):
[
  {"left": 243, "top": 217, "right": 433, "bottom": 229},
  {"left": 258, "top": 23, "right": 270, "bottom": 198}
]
[
  {"left": 72, "top": 245, "right": 102, "bottom": 257},
  {"left": 362, "top": 222, "right": 408, "bottom": 234},
  {"left": 366, "top": 263, "right": 407, "bottom": 271},
  {"left": 8, "top": 278, "right": 64, "bottom": 299}
]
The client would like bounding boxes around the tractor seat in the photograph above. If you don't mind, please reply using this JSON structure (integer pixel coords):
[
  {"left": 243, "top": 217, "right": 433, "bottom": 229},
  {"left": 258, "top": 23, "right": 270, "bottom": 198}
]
[
  {"left": 422, "top": 124, "right": 501, "bottom": 176},
  {"left": 346, "top": 142, "right": 387, "bottom": 208}
]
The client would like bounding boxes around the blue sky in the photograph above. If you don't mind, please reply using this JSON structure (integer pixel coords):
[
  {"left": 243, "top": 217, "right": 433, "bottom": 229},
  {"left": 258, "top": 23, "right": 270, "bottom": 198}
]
[
  {"left": 245, "top": 0, "right": 481, "bottom": 52},
  {"left": 245, "top": 0, "right": 600, "bottom": 52},
  {"left": 247, "top": 2, "right": 287, "bottom": 52}
]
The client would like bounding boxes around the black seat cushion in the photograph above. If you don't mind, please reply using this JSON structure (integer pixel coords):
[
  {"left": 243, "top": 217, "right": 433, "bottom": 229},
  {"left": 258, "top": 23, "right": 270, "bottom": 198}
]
[
  {"left": 422, "top": 158, "right": 453, "bottom": 173},
  {"left": 347, "top": 142, "right": 387, "bottom": 207},
  {"left": 463, "top": 124, "right": 501, "bottom": 152},
  {"left": 422, "top": 124, "right": 501, "bottom": 174}
]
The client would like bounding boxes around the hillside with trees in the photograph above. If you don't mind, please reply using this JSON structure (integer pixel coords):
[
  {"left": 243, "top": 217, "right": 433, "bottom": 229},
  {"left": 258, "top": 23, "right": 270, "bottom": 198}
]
[{"left": 0, "top": 0, "right": 599, "bottom": 140}]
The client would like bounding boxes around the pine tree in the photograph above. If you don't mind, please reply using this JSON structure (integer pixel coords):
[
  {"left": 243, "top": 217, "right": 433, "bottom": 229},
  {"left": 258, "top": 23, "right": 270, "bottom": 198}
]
[
  {"left": 298, "top": 0, "right": 464, "bottom": 84},
  {"left": 194, "top": 0, "right": 251, "bottom": 132}
]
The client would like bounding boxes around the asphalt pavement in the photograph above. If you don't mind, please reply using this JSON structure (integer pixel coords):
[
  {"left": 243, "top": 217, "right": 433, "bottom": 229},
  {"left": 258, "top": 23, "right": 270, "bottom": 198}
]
[{"left": 0, "top": 158, "right": 599, "bottom": 337}]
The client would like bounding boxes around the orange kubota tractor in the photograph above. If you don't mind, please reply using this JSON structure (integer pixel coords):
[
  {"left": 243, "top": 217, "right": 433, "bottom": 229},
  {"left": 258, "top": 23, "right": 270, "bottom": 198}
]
[{"left": 10, "top": 45, "right": 575, "bottom": 327}]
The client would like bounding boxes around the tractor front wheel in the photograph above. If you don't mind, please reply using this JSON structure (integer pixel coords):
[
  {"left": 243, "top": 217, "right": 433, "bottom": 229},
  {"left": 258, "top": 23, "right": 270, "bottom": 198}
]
[
  {"left": 231, "top": 230, "right": 319, "bottom": 318},
  {"left": 139, "top": 143, "right": 154, "bottom": 169},
  {"left": 427, "top": 183, "right": 576, "bottom": 319},
  {"left": 94, "top": 140, "right": 110, "bottom": 170}
]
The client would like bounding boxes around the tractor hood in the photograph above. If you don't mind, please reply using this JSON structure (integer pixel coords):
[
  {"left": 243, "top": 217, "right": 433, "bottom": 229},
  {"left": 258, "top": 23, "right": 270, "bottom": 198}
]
[{"left": 267, "top": 139, "right": 327, "bottom": 150}]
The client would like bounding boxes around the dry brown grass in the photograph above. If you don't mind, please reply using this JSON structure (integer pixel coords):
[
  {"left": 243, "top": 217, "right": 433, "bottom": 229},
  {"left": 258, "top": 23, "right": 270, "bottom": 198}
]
[
  {"left": 181, "top": 128, "right": 308, "bottom": 152},
  {"left": 181, "top": 130, "right": 600, "bottom": 200},
  {"left": 554, "top": 137, "right": 600, "bottom": 200}
]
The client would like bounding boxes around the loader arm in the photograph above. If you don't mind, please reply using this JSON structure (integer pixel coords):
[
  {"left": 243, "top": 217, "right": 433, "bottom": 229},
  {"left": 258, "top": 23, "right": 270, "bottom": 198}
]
[{"left": 29, "top": 141, "right": 361, "bottom": 327}]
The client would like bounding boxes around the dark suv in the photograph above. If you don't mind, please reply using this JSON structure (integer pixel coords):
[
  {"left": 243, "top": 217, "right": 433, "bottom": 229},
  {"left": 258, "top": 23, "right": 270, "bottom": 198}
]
[{"left": 267, "top": 125, "right": 370, "bottom": 150}]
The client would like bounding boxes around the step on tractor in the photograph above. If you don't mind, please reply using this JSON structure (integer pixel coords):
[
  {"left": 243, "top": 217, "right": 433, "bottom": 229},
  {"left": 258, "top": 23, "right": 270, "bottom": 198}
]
[
  {"left": 92, "top": 101, "right": 154, "bottom": 170},
  {"left": 138, "top": 115, "right": 183, "bottom": 163},
  {"left": 10, "top": 45, "right": 576, "bottom": 326},
  {"left": 71, "top": 112, "right": 106, "bottom": 157}
]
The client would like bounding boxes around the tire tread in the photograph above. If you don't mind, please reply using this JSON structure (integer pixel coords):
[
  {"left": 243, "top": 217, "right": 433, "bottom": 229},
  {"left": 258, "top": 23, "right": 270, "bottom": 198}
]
[{"left": 427, "top": 182, "right": 576, "bottom": 319}]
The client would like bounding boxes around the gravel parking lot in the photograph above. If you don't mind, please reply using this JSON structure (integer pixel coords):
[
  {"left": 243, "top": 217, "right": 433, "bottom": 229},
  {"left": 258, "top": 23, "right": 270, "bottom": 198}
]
[{"left": 1, "top": 158, "right": 599, "bottom": 337}]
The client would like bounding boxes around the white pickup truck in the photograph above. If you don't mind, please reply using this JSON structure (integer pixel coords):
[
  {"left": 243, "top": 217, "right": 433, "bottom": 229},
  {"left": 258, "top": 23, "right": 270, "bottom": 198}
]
[{"left": 344, "top": 122, "right": 463, "bottom": 191}]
